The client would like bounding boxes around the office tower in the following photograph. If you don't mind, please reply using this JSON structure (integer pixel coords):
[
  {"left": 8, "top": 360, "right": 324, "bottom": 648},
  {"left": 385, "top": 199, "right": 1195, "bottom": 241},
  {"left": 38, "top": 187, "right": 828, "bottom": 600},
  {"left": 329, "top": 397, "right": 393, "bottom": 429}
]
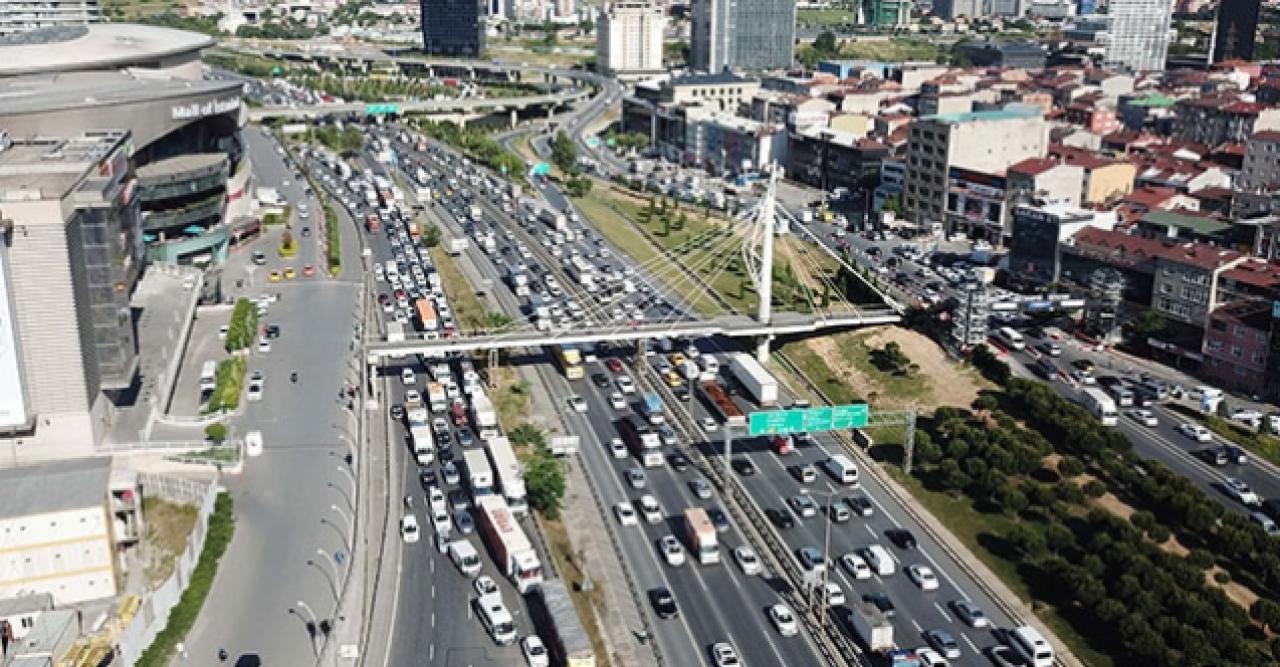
[
  {"left": 860, "top": 0, "right": 911, "bottom": 27},
  {"left": 690, "top": 0, "right": 795, "bottom": 72},
  {"left": 421, "top": 0, "right": 485, "bottom": 57},
  {"left": 933, "top": 0, "right": 982, "bottom": 19},
  {"left": 0, "top": 0, "right": 98, "bottom": 35},
  {"left": 1211, "top": 0, "right": 1260, "bottom": 63},
  {"left": 1103, "top": 0, "right": 1173, "bottom": 72},
  {"left": 597, "top": 0, "right": 666, "bottom": 75}
]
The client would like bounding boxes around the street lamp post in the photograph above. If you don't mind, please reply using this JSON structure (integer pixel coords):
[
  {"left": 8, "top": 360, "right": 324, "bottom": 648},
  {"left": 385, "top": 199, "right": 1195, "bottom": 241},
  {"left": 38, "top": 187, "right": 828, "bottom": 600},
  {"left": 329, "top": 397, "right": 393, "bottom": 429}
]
[
  {"left": 291, "top": 600, "right": 320, "bottom": 657},
  {"left": 329, "top": 503, "right": 354, "bottom": 552}
]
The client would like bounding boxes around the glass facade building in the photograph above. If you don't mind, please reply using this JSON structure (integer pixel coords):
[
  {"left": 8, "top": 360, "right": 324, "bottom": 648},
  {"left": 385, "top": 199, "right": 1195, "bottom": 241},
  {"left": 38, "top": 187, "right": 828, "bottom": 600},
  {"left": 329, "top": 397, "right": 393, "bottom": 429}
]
[
  {"left": 1103, "top": 0, "right": 1173, "bottom": 73},
  {"left": 421, "top": 0, "right": 484, "bottom": 57},
  {"left": 1211, "top": 0, "right": 1260, "bottom": 63},
  {"left": 691, "top": 0, "right": 795, "bottom": 72}
]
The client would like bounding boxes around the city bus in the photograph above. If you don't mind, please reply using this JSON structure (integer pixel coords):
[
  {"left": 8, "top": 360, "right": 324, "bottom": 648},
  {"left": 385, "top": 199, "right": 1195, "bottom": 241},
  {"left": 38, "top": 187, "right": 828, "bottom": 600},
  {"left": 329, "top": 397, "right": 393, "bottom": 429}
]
[
  {"left": 199, "top": 360, "right": 218, "bottom": 397},
  {"left": 553, "top": 344, "right": 585, "bottom": 380},
  {"left": 993, "top": 327, "right": 1026, "bottom": 351}
]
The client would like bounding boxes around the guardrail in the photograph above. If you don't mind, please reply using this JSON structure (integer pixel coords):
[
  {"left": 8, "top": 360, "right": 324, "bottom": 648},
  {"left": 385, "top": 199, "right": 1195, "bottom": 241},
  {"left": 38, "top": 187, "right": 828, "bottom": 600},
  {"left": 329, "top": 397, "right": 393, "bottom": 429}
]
[
  {"left": 630, "top": 363, "right": 862, "bottom": 667},
  {"left": 770, "top": 352, "right": 1076, "bottom": 667}
]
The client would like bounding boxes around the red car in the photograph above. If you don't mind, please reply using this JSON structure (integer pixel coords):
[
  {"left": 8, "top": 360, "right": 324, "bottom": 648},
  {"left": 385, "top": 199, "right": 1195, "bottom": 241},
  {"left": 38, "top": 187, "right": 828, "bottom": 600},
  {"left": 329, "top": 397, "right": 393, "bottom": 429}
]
[
  {"left": 606, "top": 358, "right": 624, "bottom": 373},
  {"left": 303, "top": 264, "right": 315, "bottom": 277}
]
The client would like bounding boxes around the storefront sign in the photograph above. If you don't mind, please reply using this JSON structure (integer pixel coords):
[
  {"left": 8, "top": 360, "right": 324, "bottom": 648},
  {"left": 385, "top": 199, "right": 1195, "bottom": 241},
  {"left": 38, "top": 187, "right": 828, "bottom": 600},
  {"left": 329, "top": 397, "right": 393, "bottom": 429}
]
[{"left": 171, "top": 97, "right": 241, "bottom": 121}]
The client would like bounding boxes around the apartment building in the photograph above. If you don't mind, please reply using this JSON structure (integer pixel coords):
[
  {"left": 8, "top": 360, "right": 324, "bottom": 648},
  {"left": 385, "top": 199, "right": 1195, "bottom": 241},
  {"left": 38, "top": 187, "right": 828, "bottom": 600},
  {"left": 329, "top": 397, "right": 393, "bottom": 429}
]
[
  {"left": 596, "top": 0, "right": 665, "bottom": 77},
  {"left": 1173, "top": 97, "right": 1280, "bottom": 146},
  {"left": 1103, "top": 0, "right": 1174, "bottom": 73},
  {"left": 903, "top": 106, "right": 1048, "bottom": 232},
  {"left": 690, "top": 0, "right": 795, "bottom": 72},
  {"left": 1240, "top": 131, "right": 1280, "bottom": 193}
]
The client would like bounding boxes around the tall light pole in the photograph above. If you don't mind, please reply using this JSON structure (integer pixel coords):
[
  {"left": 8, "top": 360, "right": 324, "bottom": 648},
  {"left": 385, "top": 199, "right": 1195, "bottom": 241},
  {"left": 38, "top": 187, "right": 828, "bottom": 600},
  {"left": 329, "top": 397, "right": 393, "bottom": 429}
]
[
  {"left": 329, "top": 503, "right": 354, "bottom": 552},
  {"left": 291, "top": 600, "right": 320, "bottom": 657}
]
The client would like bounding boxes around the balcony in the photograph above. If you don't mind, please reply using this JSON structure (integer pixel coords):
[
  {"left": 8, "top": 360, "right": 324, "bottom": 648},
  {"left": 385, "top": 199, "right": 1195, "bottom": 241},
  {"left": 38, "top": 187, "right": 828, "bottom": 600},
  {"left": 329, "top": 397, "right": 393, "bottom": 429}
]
[
  {"left": 142, "top": 193, "right": 225, "bottom": 232},
  {"left": 136, "top": 153, "right": 229, "bottom": 204},
  {"left": 145, "top": 223, "right": 230, "bottom": 264}
]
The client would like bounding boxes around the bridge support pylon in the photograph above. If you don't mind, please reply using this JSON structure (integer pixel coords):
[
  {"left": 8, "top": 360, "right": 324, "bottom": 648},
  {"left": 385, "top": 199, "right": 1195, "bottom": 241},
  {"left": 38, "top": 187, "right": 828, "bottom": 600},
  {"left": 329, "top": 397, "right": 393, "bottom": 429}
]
[
  {"left": 510, "top": 109, "right": 518, "bottom": 129},
  {"left": 755, "top": 334, "right": 774, "bottom": 363}
]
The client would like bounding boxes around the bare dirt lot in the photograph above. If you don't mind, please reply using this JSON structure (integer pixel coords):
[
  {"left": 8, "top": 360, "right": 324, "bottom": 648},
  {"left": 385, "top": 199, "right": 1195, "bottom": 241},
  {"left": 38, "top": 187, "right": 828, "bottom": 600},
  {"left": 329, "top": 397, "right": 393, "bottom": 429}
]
[{"left": 803, "top": 325, "right": 989, "bottom": 412}]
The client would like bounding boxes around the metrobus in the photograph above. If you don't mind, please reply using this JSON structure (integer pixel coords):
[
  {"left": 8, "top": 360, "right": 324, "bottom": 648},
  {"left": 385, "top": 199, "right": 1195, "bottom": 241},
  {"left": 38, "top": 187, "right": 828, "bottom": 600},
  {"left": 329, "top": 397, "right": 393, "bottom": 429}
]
[
  {"left": 199, "top": 361, "right": 218, "bottom": 397},
  {"left": 553, "top": 344, "right": 585, "bottom": 380},
  {"left": 993, "top": 327, "right": 1026, "bottom": 351}
]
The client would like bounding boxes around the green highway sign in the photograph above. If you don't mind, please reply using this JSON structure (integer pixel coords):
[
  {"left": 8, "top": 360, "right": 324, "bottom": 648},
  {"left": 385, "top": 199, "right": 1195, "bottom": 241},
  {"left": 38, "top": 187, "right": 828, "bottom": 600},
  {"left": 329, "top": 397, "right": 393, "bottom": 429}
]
[
  {"left": 585, "top": 137, "right": 601, "bottom": 148},
  {"left": 365, "top": 103, "right": 401, "bottom": 116},
  {"left": 748, "top": 403, "right": 869, "bottom": 436},
  {"left": 530, "top": 162, "right": 552, "bottom": 176}
]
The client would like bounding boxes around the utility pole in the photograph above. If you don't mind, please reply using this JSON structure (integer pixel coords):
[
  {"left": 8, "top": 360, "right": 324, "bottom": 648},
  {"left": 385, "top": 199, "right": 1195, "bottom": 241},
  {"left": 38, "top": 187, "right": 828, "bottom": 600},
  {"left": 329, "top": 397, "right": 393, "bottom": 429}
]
[{"left": 756, "top": 167, "right": 778, "bottom": 363}]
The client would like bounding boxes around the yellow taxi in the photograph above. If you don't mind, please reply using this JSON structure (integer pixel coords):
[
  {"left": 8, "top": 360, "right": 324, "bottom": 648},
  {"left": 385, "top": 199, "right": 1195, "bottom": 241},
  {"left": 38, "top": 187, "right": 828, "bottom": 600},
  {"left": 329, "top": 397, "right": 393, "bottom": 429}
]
[
  {"left": 664, "top": 370, "right": 684, "bottom": 388},
  {"left": 670, "top": 353, "right": 686, "bottom": 367},
  {"left": 268, "top": 270, "right": 282, "bottom": 283},
  {"left": 283, "top": 266, "right": 296, "bottom": 280}
]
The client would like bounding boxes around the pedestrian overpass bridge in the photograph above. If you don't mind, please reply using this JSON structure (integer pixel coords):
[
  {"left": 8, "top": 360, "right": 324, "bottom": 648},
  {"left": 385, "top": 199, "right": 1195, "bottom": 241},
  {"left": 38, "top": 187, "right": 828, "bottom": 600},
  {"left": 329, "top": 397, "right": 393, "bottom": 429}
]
[{"left": 365, "top": 309, "right": 901, "bottom": 359}]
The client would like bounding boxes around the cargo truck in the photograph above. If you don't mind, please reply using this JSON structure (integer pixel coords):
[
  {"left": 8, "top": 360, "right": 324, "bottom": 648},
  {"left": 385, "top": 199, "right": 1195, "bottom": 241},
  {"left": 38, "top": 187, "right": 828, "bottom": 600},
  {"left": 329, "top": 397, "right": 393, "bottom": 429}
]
[
  {"left": 470, "top": 392, "right": 499, "bottom": 440},
  {"left": 427, "top": 382, "right": 448, "bottom": 413},
  {"left": 530, "top": 580, "right": 596, "bottom": 667},
  {"left": 618, "top": 417, "right": 664, "bottom": 467},
  {"left": 684, "top": 507, "right": 720, "bottom": 565},
  {"left": 486, "top": 436, "right": 527, "bottom": 515},
  {"left": 386, "top": 321, "right": 406, "bottom": 359},
  {"left": 1078, "top": 387, "right": 1118, "bottom": 426},
  {"left": 849, "top": 600, "right": 895, "bottom": 653},
  {"left": 476, "top": 495, "right": 543, "bottom": 593},
  {"left": 469, "top": 204, "right": 483, "bottom": 222},
  {"left": 464, "top": 449, "right": 495, "bottom": 498},
  {"left": 700, "top": 380, "right": 746, "bottom": 427},
  {"left": 642, "top": 392, "right": 666, "bottom": 425},
  {"left": 539, "top": 208, "right": 568, "bottom": 231},
  {"left": 447, "top": 237, "right": 469, "bottom": 255},
  {"left": 410, "top": 425, "right": 434, "bottom": 465},
  {"left": 728, "top": 352, "right": 779, "bottom": 407}
]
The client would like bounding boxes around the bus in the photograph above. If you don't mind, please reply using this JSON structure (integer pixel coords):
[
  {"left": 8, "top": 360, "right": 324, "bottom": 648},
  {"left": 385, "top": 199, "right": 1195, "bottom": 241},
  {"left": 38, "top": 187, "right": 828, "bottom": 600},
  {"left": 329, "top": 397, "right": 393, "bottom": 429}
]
[
  {"left": 553, "top": 344, "right": 585, "bottom": 380},
  {"left": 994, "top": 327, "right": 1026, "bottom": 351},
  {"left": 617, "top": 417, "right": 663, "bottom": 467}
]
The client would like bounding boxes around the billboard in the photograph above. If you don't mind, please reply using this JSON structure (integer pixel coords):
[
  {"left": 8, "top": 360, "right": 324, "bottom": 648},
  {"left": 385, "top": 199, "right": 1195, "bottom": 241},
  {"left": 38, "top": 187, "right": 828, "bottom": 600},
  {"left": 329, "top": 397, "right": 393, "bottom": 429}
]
[{"left": 0, "top": 240, "right": 28, "bottom": 428}]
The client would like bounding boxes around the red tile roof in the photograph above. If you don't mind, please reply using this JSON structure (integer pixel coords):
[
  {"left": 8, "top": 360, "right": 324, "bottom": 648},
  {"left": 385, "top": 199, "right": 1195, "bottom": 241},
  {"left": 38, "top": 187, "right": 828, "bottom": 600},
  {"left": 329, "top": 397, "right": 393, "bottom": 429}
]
[
  {"left": 1252, "top": 130, "right": 1280, "bottom": 142},
  {"left": 1068, "top": 228, "right": 1243, "bottom": 271},
  {"left": 1124, "top": 185, "right": 1179, "bottom": 208},
  {"left": 1008, "top": 157, "right": 1060, "bottom": 176},
  {"left": 1223, "top": 259, "right": 1280, "bottom": 289},
  {"left": 1048, "top": 144, "right": 1118, "bottom": 169}
]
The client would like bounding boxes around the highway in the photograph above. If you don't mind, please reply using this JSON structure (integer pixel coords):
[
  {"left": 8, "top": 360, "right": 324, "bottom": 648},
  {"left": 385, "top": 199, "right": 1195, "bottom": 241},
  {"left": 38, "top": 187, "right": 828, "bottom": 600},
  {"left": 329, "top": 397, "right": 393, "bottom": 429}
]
[
  {"left": 381, "top": 132, "right": 830, "bottom": 667},
  {"left": 376, "top": 123, "right": 1043, "bottom": 666}
]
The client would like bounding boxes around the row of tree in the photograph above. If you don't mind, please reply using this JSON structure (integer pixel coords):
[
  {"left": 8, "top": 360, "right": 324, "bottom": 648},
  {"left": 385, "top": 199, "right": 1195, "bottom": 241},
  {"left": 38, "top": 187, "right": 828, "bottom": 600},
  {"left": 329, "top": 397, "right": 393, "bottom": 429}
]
[
  {"left": 415, "top": 121, "right": 525, "bottom": 182},
  {"left": 509, "top": 424, "right": 567, "bottom": 520}
]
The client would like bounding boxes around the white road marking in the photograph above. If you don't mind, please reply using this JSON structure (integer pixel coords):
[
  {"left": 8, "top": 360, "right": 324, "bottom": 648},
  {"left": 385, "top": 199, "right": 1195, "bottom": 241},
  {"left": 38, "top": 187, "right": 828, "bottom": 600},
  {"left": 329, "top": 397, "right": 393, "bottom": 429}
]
[
  {"left": 911, "top": 618, "right": 924, "bottom": 633},
  {"left": 933, "top": 601, "right": 953, "bottom": 623},
  {"left": 961, "top": 632, "right": 980, "bottom": 654}
]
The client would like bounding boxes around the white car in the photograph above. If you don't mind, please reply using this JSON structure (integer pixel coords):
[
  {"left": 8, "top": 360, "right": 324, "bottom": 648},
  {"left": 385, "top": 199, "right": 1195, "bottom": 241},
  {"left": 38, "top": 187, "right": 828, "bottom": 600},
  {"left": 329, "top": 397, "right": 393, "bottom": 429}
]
[
  {"left": 701, "top": 416, "right": 719, "bottom": 432},
  {"left": 521, "top": 635, "right": 550, "bottom": 667},
  {"left": 244, "top": 430, "right": 264, "bottom": 457},
  {"left": 400, "top": 515, "right": 420, "bottom": 543},
  {"left": 768, "top": 603, "right": 798, "bottom": 636},
  {"left": 915, "top": 647, "right": 950, "bottom": 667},
  {"left": 257, "top": 338, "right": 271, "bottom": 353},
  {"left": 907, "top": 564, "right": 940, "bottom": 591},
  {"left": 817, "top": 581, "right": 845, "bottom": 605},
  {"left": 473, "top": 575, "right": 499, "bottom": 597},
  {"left": 841, "top": 553, "right": 872, "bottom": 580},
  {"left": 614, "top": 502, "right": 639, "bottom": 526},
  {"left": 609, "top": 437, "right": 628, "bottom": 459},
  {"left": 951, "top": 600, "right": 989, "bottom": 628},
  {"left": 659, "top": 535, "right": 685, "bottom": 567},
  {"left": 1179, "top": 422, "right": 1213, "bottom": 442},
  {"left": 733, "top": 546, "right": 763, "bottom": 575},
  {"left": 637, "top": 495, "right": 663, "bottom": 524},
  {"left": 1224, "top": 477, "right": 1262, "bottom": 506},
  {"left": 1128, "top": 409, "right": 1158, "bottom": 427},
  {"left": 246, "top": 379, "right": 264, "bottom": 402},
  {"left": 711, "top": 642, "right": 741, "bottom": 667},
  {"left": 401, "top": 368, "right": 417, "bottom": 385},
  {"left": 610, "top": 392, "right": 627, "bottom": 410},
  {"left": 568, "top": 395, "right": 588, "bottom": 413},
  {"left": 617, "top": 375, "right": 636, "bottom": 394}
]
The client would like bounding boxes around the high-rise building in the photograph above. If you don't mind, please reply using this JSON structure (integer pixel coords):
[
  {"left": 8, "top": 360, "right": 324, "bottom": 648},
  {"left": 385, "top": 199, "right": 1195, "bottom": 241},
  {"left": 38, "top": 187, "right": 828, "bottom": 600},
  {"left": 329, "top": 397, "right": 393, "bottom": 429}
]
[
  {"left": 597, "top": 0, "right": 665, "bottom": 76},
  {"left": 1211, "top": 0, "right": 1260, "bottom": 63},
  {"left": 0, "top": 0, "right": 98, "bottom": 36},
  {"left": 690, "top": 0, "right": 795, "bottom": 72},
  {"left": 421, "top": 0, "right": 484, "bottom": 57},
  {"left": 1103, "top": 0, "right": 1173, "bottom": 72},
  {"left": 932, "top": 0, "right": 981, "bottom": 19},
  {"left": 859, "top": 0, "right": 910, "bottom": 27}
]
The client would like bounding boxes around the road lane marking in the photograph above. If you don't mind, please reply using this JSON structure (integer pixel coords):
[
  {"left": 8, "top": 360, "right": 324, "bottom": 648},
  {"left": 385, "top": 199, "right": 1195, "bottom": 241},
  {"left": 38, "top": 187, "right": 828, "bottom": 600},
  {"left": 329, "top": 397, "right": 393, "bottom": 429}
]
[
  {"left": 431, "top": 612, "right": 436, "bottom": 628},
  {"left": 911, "top": 618, "right": 923, "bottom": 633},
  {"left": 961, "top": 632, "right": 980, "bottom": 654},
  {"left": 933, "top": 601, "right": 952, "bottom": 623}
]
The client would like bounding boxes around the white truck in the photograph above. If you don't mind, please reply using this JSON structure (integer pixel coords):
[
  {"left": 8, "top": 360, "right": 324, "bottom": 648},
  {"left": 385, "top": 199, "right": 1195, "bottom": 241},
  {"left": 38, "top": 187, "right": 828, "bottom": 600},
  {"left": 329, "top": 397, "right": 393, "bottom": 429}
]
[
  {"left": 463, "top": 449, "right": 495, "bottom": 498},
  {"left": 684, "top": 507, "right": 720, "bottom": 565},
  {"left": 1078, "top": 387, "right": 1118, "bottom": 426},
  {"left": 410, "top": 425, "right": 434, "bottom": 465},
  {"left": 849, "top": 601, "right": 895, "bottom": 653},
  {"left": 386, "top": 321, "right": 406, "bottom": 359},
  {"left": 469, "top": 204, "right": 483, "bottom": 222},
  {"left": 486, "top": 436, "right": 527, "bottom": 515},
  {"left": 539, "top": 208, "right": 568, "bottom": 231},
  {"left": 470, "top": 392, "right": 499, "bottom": 440},
  {"left": 728, "top": 352, "right": 779, "bottom": 407},
  {"left": 476, "top": 496, "right": 544, "bottom": 593},
  {"left": 427, "top": 382, "right": 448, "bottom": 413},
  {"left": 447, "top": 237, "right": 469, "bottom": 256}
]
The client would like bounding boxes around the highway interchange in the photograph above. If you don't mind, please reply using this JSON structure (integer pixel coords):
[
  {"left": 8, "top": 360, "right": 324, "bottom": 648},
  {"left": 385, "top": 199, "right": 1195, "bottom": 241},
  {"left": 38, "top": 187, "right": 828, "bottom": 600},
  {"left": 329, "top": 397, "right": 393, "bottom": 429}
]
[{"left": 230, "top": 51, "right": 1280, "bottom": 665}]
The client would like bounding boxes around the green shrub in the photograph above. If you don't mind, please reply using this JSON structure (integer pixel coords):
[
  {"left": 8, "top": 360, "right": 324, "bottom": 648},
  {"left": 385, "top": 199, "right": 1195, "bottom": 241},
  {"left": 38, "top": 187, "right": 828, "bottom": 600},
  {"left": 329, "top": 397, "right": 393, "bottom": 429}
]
[
  {"left": 204, "top": 422, "right": 227, "bottom": 442},
  {"left": 135, "top": 493, "right": 235, "bottom": 667},
  {"left": 225, "top": 298, "right": 258, "bottom": 352},
  {"left": 205, "top": 357, "right": 247, "bottom": 414}
]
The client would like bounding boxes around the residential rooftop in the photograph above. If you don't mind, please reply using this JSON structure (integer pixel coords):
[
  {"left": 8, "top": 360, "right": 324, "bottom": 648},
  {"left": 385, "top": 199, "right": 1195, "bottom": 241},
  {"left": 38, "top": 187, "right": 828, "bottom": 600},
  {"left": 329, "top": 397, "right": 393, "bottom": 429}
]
[{"left": 0, "top": 457, "right": 110, "bottom": 521}]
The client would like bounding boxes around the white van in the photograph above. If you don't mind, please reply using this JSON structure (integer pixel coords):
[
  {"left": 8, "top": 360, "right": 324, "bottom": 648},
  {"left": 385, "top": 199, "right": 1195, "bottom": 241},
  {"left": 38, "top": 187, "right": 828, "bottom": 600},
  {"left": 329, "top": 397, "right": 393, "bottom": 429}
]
[
  {"left": 473, "top": 593, "right": 517, "bottom": 646},
  {"left": 1250, "top": 511, "right": 1279, "bottom": 537},
  {"left": 823, "top": 455, "right": 860, "bottom": 485},
  {"left": 1010, "top": 626, "right": 1054, "bottom": 667},
  {"left": 449, "top": 540, "right": 482, "bottom": 577},
  {"left": 863, "top": 544, "right": 895, "bottom": 576},
  {"left": 199, "top": 360, "right": 218, "bottom": 394},
  {"left": 700, "top": 354, "right": 720, "bottom": 375}
]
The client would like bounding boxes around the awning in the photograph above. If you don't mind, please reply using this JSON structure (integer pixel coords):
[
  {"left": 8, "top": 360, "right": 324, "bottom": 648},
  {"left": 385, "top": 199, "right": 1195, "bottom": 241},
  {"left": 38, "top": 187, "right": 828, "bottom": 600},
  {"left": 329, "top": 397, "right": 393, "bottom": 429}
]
[{"left": 183, "top": 225, "right": 205, "bottom": 235}]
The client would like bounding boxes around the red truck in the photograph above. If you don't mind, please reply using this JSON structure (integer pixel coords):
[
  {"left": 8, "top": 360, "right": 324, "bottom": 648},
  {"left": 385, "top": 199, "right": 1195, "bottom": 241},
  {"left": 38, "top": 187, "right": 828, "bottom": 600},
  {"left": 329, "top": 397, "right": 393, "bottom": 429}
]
[{"left": 450, "top": 400, "right": 469, "bottom": 428}]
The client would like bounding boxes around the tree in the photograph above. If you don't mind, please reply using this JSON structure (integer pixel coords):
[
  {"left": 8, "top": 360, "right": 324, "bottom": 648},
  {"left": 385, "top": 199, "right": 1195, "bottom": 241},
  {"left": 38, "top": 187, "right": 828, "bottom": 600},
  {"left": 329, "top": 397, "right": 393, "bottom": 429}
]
[
  {"left": 526, "top": 452, "right": 566, "bottom": 520},
  {"left": 813, "top": 31, "right": 839, "bottom": 56},
  {"left": 551, "top": 131, "right": 577, "bottom": 174},
  {"left": 204, "top": 422, "right": 227, "bottom": 442},
  {"left": 1130, "top": 309, "right": 1167, "bottom": 340},
  {"left": 421, "top": 223, "right": 442, "bottom": 248}
]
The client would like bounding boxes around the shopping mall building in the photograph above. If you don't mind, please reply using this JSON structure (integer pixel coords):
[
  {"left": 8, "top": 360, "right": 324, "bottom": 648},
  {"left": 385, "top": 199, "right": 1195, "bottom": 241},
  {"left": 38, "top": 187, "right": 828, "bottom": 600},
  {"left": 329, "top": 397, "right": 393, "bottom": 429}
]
[{"left": 0, "top": 23, "right": 253, "bottom": 458}]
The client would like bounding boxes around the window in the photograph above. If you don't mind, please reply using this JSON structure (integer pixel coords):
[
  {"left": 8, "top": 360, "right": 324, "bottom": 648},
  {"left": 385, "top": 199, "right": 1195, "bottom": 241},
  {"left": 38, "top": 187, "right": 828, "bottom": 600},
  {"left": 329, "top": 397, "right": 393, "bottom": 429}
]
[
  {"left": 1211, "top": 319, "right": 1227, "bottom": 331},
  {"left": 20, "top": 617, "right": 33, "bottom": 629},
  {"left": 1253, "top": 351, "right": 1265, "bottom": 364},
  {"left": 1258, "top": 332, "right": 1268, "bottom": 344},
  {"left": 1234, "top": 325, "right": 1246, "bottom": 337},
  {"left": 1207, "top": 340, "right": 1224, "bottom": 351},
  {"left": 1232, "top": 345, "right": 1243, "bottom": 358}
]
